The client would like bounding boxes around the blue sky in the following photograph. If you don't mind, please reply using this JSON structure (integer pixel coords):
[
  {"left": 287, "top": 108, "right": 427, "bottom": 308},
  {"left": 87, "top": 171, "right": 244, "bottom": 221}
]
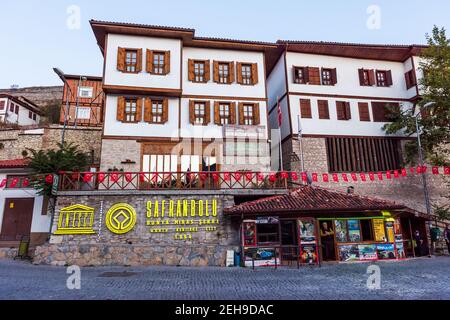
[{"left": 1, "top": 0, "right": 449, "bottom": 88}]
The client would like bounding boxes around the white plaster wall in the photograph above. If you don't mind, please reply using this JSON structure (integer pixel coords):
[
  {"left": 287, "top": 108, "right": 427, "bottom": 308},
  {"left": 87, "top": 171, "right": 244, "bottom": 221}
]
[
  {"left": 413, "top": 56, "right": 426, "bottom": 96},
  {"left": 179, "top": 98, "right": 268, "bottom": 139},
  {"left": 0, "top": 173, "right": 50, "bottom": 234},
  {"left": 2, "top": 99, "right": 39, "bottom": 126},
  {"left": 103, "top": 95, "right": 180, "bottom": 139},
  {"left": 104, "top": 34, "right": 181, "bottom": 89},
  {"left": 266, "top": 54, "right": 287, "bottom": 109},
  {"left": 289, "top": 95, "right": 412, "bottom": 137},
  {"left": 268, "top": 95, "right": 290, "bottom": 140},
  {"left": 286, "top": 52, "right": 411, "bottom": 99},
  {"left": 182, "top": 47, "right": 266, "bottom": 98}
]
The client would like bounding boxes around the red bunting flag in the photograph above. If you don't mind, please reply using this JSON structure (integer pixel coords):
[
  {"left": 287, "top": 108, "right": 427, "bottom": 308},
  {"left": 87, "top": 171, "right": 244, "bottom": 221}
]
[
  {"left": 110, "top": 173, "right": 119, "bottom": 182},
  {"left": 301, "top": 172, "right": 308, "bottom": 182},
  {"left": 332, "top": 173, "right": 339, "bottom": 182},
  {"left": 444, "top": 167, "right": 450, "bottom": 175},
  {"left": 416, "top": 166, "right": 422, "bottom": 174},
  {"left": 10, "top": 178, "right": 19, "bottom": 188},
  {"left": 22, "top": 178, "right": 30, "bottom": 188},
  {"left": 312, "top": 173, "right": 318, "bottom": 182},
  {"left": 322, "top": 173, "right": 329, "bottom": 182},
  {"left": 369, "top": 172, "right": 375, "bottom": 181},
  {"left": 421, "top": 166, "right": 427, "bottom": 173},
  {"left": 83, "top": 173, "right": 93, "bottom": 183},
  {"left": 257, "top": 173, "right": 265, "bottom": 181},
  {"left": 377, "top": 172, "right": 383, "bottom": 180},
  {"left": 245, "top": 172, "right": 253, "bottom": 181},
  {"left": 200, "top": 173, "right": 208, "bottom": 181},
  {"left": 139, "top": 173, "right": 146, "bottom": 182},
  {"left": 234, "top": 172, "right": 242, "bottom": 180},
  {"left": 212, "top": 172, "right": 219, "bottom": 182},
  {"left": 0, "top": 178, "right": 6, "bottom": 188},
  {"left": 98, "top": 173, "right": 105, "bottom": 183},
  {"left": 351, "top": 173, "right": 358, "bottom": 182},
  {"left": 360, "top": 173, "right": 366, "bottom": 181},
  {"left": 45, "top": 174, "right": 54, "bottom": 184},
  {"left": 291, "top": 172, "right": 298, "bottom": 181},
  {"left": 280, "top": 171, "right": 289, "bottom": 179},
  {"left": 125, "top": 173, "right": 133, "bottom": 182},
  {"left": 269, "top": 173, "right": 277, "bottom": 182},
  {"left": 71, "top": 172, "right": 79, "bottom": 180},
  {"left": 342, "top": 173, "right": 348, "bottom": 182},
  {"left": 432, "top": 167, "right": 439, "bottom": 175},
  {"left": 401, "top": 169, "right": 407, "bottom": 177},
  {"left": 409, "top": 167, "right": 415, "bottom": 174},
  {"left": 393, "top": 170, "right": 399, "bottom": 178},
  {"left": 386, "top": 171, "right": 392, "bottom": 179},
  {"left": 223, "top": 172, "right": 231, "bottom": 181}
]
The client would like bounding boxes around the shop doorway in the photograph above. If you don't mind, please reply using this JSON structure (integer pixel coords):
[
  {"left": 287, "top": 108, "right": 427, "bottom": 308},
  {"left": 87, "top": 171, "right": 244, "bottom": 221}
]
[
  {"left": 319, "top": 220, "right": 336, "bottom": 261},
  {"left": 280, "top": 220, "right": 298, "bottom": 264},
  {"left": 0, "top": 198, "right": 34, "bottom": 241}
]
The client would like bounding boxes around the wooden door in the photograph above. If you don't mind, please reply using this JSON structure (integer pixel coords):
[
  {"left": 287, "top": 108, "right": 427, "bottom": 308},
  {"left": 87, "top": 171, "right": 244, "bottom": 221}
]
[{"left": 1, "top": 198, "right": 34, "bottom": 241}]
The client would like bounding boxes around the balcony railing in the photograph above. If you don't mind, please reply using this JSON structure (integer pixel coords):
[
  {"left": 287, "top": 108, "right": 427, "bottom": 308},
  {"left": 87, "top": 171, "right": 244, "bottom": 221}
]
[{"left": 57, "top": 171, "right": 291, "bottom": 191}]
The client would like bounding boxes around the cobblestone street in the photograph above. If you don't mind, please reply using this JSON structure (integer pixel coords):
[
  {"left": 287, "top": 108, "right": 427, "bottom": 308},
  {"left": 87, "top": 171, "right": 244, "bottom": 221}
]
[{"left": 0, "top": 257, "right": 449, "bottom": 300}]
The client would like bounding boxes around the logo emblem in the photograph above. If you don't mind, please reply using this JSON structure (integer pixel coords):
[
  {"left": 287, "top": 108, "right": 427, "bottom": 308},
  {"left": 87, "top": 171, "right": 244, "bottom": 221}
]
[{"left": 105, "top": 203, "right": 137, "bottom": 234}]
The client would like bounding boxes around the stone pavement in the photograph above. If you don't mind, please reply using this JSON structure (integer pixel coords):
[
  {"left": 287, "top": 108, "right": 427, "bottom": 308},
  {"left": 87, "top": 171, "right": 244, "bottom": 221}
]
[{"left": 0, "top": 256, "right": 449, "bottom": 300}]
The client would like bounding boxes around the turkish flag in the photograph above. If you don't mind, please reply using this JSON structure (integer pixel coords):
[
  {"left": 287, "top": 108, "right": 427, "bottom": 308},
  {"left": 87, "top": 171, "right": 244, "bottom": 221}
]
[
  {"left": 280, "top": 171, "right": 289, "bottom": 179},
  {"left": 377, "top": 172, "right": 383, "bottom": 180},
  {"left": 360, "top": 173, "right": 366, "bottom": 181},
  {"left": 245, "top": 172, "right": 253, "bottom": 181},
  {"left": 22, "top": 178, "right": 30, "bottom": 188},
  {"left": 110, "top": 173, "right": 119, "bottom": 182},
  {"left": 200, "top": 173, "right": 208, "bottom": 181},
  {"left": 291, "top": 172, "right": 298, "bottom": 181},
  {"left": 444, "top": 167, "right": 450, "bottom": 175},
  {"left": 98, "top": 173, "right": 105, "bottom": 183},
  {"left": 0, "top": 178, "right": 6, "bottom": 188},
  {"left": 393, "top": 170, "right": 399, "bottom": 178},
  {"left": 45, "top": 174, "right": 54, "bottom": 184},
  {"left": 301, "top": 172, "right": 308, "bottom": 182},
  {"left": 342, "top": 173, "right": 348, "bottom": 182},
  {"left": 312, "top": 173, "right": 318, "bottom": 182},
  {"left": 223, "top": 172, "right": 231, "bottom": 181},
  {"left": 322, "top": 173, "right": 329, "bottom": 182},
  {"left": 212, "top": 173, "right": 219, "bottom": 182},
  {"left": 351, "top": 173, "right": 358, "bottom": 182},
  {"left": 125, "top": 173, "right": 133, "bottom": 182},
  {"left": 410, "top": 167, "right": 415, "bottom": 174},
  {"left": 416, "top": 166, "right": 423, "bottom": 174},
  {"left": 257, "top": 173, "right": 265, "bottom": 181},
  {"left": 421, "top": 166, "right": 427, "bottom": 173},
  {"left": 386, "top": 171, "right": 392, "bottom": 179},
  {"left": 369, "top": 172, "right": 375, "bottom": 181},
  {"left": 432, "top": 167, "right": 439, "bottom": 175},
  {"left": 269, "top": 173, "right": 277, "bottom": 182},
  {"left": 139, "top": 173, "right": 146, "bottom": 182},
  {"left": 83, "top": 173, "right": 93, "bottom": 183},
  {"left": 401, "top": 169, "right": 407, "bottom": 177},
  {"left": 10, "top": 178, "right": 19, "bottom": 188},
  {"left": 234, "top": 172, "right": 242, "bottom": 180},
  {"left": 332, "top": 173, "right": 339, "bottom": 182}
]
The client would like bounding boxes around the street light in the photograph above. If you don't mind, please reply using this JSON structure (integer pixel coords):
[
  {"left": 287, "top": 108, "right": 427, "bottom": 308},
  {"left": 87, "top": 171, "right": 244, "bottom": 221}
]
[{"left": 414, "top": 101, "right": 435, "bottom": 257}]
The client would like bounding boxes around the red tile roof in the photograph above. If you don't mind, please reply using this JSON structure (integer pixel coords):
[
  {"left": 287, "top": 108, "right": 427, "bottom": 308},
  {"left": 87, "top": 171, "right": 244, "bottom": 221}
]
[
  {"left": 0, "top": 158, "right": 29, "bottom": 168},
  {"left": 224, "top": 185, "right": 405, "bottom": 215}
]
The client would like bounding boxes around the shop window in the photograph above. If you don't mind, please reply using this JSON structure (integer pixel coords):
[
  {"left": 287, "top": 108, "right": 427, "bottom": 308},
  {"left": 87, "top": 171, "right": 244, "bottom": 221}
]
[
  {"left": 360, "top": 219, "right": 374, "bottom": 241},
  {"left": 256, "top": 223, "right": 279, "bottom": 243}
]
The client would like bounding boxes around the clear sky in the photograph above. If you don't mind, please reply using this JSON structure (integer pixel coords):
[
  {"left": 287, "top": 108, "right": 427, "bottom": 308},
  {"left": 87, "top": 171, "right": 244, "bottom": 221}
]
[{"left": 1, "top": 0, "right": 449, "bottom": 88}]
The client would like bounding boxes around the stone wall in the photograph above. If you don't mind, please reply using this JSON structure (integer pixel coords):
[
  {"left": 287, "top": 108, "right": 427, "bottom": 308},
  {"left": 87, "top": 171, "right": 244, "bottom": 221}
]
[
  {"left": 33, "top": 193, "right": 240, "bottom": 266},
  {"left": 99, "top": 139, "right": 141, "bottom": 172},
  {"left": 283, "top": 136, "right": 450, "bottom": 214}
]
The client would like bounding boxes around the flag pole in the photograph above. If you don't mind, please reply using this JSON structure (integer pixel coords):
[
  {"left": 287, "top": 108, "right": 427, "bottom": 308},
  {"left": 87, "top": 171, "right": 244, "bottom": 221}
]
[
  {"left": 277, "top": 96, "right": 284, "bottom": 172},
  {"left": 297, "top": 115, "right": 305, "bottom": 173}
]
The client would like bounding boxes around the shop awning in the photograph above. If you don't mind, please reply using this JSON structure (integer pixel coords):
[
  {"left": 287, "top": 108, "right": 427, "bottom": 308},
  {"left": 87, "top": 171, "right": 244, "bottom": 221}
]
[{"left": 224, "top": 185, "right": 417, "bottom": 216}]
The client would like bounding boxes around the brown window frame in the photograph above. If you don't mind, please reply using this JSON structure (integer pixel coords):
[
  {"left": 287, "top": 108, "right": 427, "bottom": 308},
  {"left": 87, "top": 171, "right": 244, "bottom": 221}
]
[
  {"left": 405, "top": 69, "right": 417, "bottom": 89},
  {"left": 376, "top": 70, "right": 393, "bottom": 87},
  {"left": 14, "top": 105, "right": 19, "bottom": 114},
  {"left": 33, "top": 113, "right": 37, "bottom": 121},
  {"left": 0, "top": 101, "right": 5, "bottom": 110},
  {"left": 358, "top": 102, "right": 371, "bottom": 122},
  {"left": 152, "top": 51, "right": 165, "bottom": 75},
  {"left": 318, "top": 100, "right": 330, "bottom": 119},
  {"left": 240, "top": 63, "right": 253, "bottom": 85},
  {"left": 218, "top": 63, "right": 230, "bottom": 84},
  {"left": 9, "top": 103, "right": 14, "bottom": 112},
  {"left": 326, "top": 137, "right": 402, "bottom": 173},
  {"left": 300, "top": 99, "right": 312, "bottom": 119},
  {"left": 125, "top": 49, "right": 138, "bottom": 73},
  {"left": 194, "top": 101, "right": 207, "bottom": 125},
  {"left": 194, "top": 61, "right": 206, "bottom": 83},
  {"left": 321, "top": 68, "right": 335, "bottom": 85},
  {"left": 218, "top": 103, "right": 231, "bottom": 125},
  {"left": 151, "top": 99, "right": 164, "bottom": 123},
  {"left": 336, "top": 101, "right": 351, "bottom": 120},
  {"left": 28, "top": 111, "right": 33, "bottom": 119},
  {"left": 242, "top": 103, "right": 255, "bottom": 125},
  {"left": 124, "top": 98, "right": 138, "bottom": 123},
  {"left": 372, "top": 102, "right": 400, "bottom": 122},
  {"left": 362, "top": 70, "right": 371, "bottom": 86},
  {"left": 294, "top": 67, "right": 307, "bottom": 84}
]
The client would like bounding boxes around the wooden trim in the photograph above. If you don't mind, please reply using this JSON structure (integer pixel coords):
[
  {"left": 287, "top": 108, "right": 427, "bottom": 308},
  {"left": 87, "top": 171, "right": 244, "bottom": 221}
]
[
  {"left": 263, "top": 52, "right": 270, "bottom": 140},
  {"left": 181, "top": 94, "right": 266, "bottom": 101},
  {"left": 288, "top": 133, "right": 414, "bottom": 140},
  {"left": 283, "top": 51, "right": 293, "bottom": 137},
  {"left": 288, "top": 91, "right": 412, "bottom": 102},
  {"left": 103, "top": 85, "right": 182, "bottom": 97},
  {"left": 410, "top": 56, "right": 420, "bottom": 97}
]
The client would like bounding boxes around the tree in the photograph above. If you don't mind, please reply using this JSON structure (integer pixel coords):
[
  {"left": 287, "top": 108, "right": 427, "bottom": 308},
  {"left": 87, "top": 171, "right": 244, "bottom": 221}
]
[
  {"left": 27, "top": 142, "right": 89, "bottom": 196},
  {"left": 383, "top": 26, "right": 450, "bottom": 166}
]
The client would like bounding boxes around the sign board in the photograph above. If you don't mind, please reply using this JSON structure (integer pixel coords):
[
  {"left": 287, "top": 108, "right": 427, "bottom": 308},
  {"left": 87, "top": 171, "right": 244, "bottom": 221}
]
[
  {"left": 226, "top": 250, "right": 234, "bottom": 267},
  {"left": 373, "top": 219, "right": 386, "bottom": 242},
  {"left": 256, "top": 216, "right": 279, "bottom": 224}
]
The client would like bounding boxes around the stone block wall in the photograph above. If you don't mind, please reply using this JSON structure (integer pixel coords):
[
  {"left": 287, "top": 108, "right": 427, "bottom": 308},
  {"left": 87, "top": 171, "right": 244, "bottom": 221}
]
[
  {"left": 99, "top": 139, "right": 141, "bottom": 172},
  {"left": 33, "top": 193, "right": 240, "bottom": 266}
]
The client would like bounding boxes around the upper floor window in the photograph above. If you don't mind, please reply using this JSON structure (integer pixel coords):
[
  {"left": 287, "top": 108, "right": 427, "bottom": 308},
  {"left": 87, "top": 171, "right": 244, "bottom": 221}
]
[
  {"left": 243, "top": 104, "right": 254, "bottom": 125},
  {"left": 125, "top": 50, "right": 138, "bottom": 73},
  {"left": 358, "top": 69, "right": 375, "bottom": 86},
  {"left": 405, "top": 69, "right": 417, "bottom": 89},
  {"left": 241, "top": 64, "right": 252, "bottom": 85},
  {"left": 78, "top": 87, "right": 93, "bottom": 98},
  {"left": 321, "top": 68, "right": 337, "bottom": 86},
  {"left": 194, "top": 61, "right": 206, "bottom": 82},
  {"left": 218, "top": 63, "right": 230, "bottom": 84},
  {"left": 188, "top": 59, "right": 210, "bottom": 83},
  {"left": 14, "top": 105, "right": 19, "bottom": 114},
  {"left": 219, "top": 103, "right": 231, "bottom": 125},
  {"left": 151, "top": 100, "right": 163, "bottom": 123},
  {"left": 194, "top": 102, "right": 206, "bottom": 125},
  {"left": 376, "top": 70, "right": 393, "bottom": 87},
  {"left": 372, "top": 102, "right": 400, "bottom": 122},
  {"left": 32, "top": 113, "right": 37, "bottom": 121},
  {"left": 0, "top": 101, "right": 5, "bottom": 110},
  {"left": 153, "top": 52, "right": 165, "bottom": 75},
  {"left": 9, "top": 103, "right": 14, "bottom": 112},
  {"left": 336, "top": 101, "right": 351, "bottom": 120},
  {"left": 28, "top": 111, "right": 33, "bottom": 119},
  {"left": 124, "top": 98, "right": 138, "bottom": 122},
  {"left": 294, "top": 67, "right": 307, "bottom": 84}
]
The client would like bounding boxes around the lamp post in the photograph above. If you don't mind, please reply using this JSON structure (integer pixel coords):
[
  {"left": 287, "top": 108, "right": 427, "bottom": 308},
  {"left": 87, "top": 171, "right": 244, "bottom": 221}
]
[{"left": 414, "top": 101, "right": 434, "bottom": 257}]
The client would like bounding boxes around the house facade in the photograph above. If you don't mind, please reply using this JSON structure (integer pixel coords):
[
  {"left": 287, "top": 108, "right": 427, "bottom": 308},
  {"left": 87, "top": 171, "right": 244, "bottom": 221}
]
[{"left": 0, "top": 94, "right": 42, "bottom": 126}]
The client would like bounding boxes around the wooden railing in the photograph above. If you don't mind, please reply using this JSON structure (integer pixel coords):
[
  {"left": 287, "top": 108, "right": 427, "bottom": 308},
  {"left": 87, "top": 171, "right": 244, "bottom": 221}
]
[{"left": 57, "top": 171, "right": 291, "bottom": 191}]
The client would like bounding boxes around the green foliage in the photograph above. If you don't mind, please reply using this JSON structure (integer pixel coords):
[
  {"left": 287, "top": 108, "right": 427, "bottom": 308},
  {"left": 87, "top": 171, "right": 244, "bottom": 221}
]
[
  {"left": 433, "top": 204, "right": 450, "bottom": 222},
  {"left": 27, "top": 142, "right": 89, "bottom": 196},
  {"left": 383, "top": 26, "right": 450, "bottom": 166},
  {"left": 40, "top": 99, "right": 61, "bottom": 125}
]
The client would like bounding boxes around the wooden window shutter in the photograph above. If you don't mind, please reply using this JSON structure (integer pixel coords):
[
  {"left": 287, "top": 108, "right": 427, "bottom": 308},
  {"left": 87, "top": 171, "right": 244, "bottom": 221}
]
[
  {"left": 228, "top": 62, "right": 235, "bottom": 83},
  {"left": 300, "top": 99, "right": 312, "bottom": 118},
  {"left": 188, "top": 59, "right": 195, "bottom": 81},
  {"left": 386, "top": 70, "right": 393, "bottom": 86},
  {"left": 336, "top": 101, "right": 347, "bottom": 120},
  {"left": 308, "top": 67, "right": 321, "bottom": 85},
  {"left": 251, "top": 63, "right": 259, "bottom": 85},
  {"left": 213, "top": 61, "right": 220, "bottom": 83},
  {"left": 204, "top": 101, "right": 211, "bottom": 125},
  {"left": 117, "top": 97, "right": 125, "bottom": 121},
  {"left": 345, "top": 102, "right": 351, "bottom": 120},
  {"left": 318, "top": 100, "right": 330, "bottom": 119},
  {"left": 405, "top": 72, "right": 412, "bottom": 89},
  {"left": 163, "top": 51, "right": 170, "bottom": 74},
  {"left": 358, "top": 102, "right": 370, "bottom": 121},
  {"left": 161, "top": 98, "right": 169, "bottom": 123},
  {"left": 293, "top": 67, "right": 298, "bottom": 83},
  {"left": 204, "top": 60, "right": 211, "bottom": 82},
  {"left": 214, "top": 101, "right": 221, "bottom": 125},
  {"left": 330, "top": 68, "right": 337, "bottom": 85},
  {"left": 146, "top": 49, "right": 154, "bottom": 73},
  {"left": 136, "top": 49, "right": 143, "bottom": 73},
  {"left": 303, "top": 67, "right": 310, "bottom": 83},
  {"left": 358, "top": 68, "right": 365, "bottom": 85},
  {"left": 229, "top": 102, "right": 236, "bottom": 124},
  {"left": 135, "top": 98, "right": 143, "bottom": 122},
  {"left": 144, "top": 98, "right": 152, "bottom": 122},
  {"left": 189, "top": 100, "right": 195, "bottom": 124},
  {"left": 236, "top": 63, "right": 243, "bottom": 84},
  {"left": 238, "top": 102, "right": 245, "bottom": 125},
  {"left": 253, "top": 103, "right": 260, "bottom": 125},
  {"left": 410, "top": 70, "right": 417, "bottom": 86},
  {"left": 368, "top": 70, "right": 376, "bottom": 86},
  {"left": 372, "top": 102, "right": 387, "bottom": 122},
  {"left": 117, "top": 47, "right": 126, "bottom": 71}
]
